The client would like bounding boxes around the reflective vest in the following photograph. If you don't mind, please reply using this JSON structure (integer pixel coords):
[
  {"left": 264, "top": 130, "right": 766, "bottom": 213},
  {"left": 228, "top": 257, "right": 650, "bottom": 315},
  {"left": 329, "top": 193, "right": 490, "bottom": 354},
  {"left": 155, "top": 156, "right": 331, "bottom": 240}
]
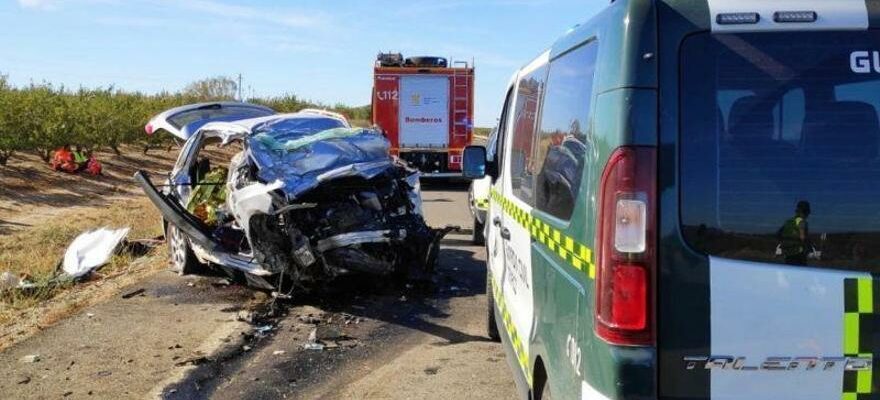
[
  {"left": 72, "top": 151, "right": 87, "bottom": 164},
  {"left": 780, "top": 216, "right": 806, "bottom": 256}
]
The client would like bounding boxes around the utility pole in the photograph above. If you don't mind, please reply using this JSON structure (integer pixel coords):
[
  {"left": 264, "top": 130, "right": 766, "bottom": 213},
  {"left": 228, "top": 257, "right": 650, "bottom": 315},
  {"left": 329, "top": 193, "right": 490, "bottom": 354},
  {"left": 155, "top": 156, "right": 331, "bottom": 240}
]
[{"left": 238, "top": 73, "right": 243, "bottom": 101}]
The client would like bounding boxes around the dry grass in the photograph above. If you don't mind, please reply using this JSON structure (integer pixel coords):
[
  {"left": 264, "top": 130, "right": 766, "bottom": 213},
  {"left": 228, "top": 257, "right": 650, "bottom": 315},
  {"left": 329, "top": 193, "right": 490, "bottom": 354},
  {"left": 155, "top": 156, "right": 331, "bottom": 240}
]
[{"left": 0, "top": 196, "right": 165, "bottom": 325}]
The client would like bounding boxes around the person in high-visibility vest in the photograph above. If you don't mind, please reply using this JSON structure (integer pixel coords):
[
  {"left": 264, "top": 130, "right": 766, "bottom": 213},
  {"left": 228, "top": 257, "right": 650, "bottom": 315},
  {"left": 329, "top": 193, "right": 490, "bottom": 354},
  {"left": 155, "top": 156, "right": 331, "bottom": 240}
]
[
  {"left": 72, "top": 147, "right": 88, "bottom": 171},
  {"left": 778, "top": 200, "right": 811, "bottom": 265}
]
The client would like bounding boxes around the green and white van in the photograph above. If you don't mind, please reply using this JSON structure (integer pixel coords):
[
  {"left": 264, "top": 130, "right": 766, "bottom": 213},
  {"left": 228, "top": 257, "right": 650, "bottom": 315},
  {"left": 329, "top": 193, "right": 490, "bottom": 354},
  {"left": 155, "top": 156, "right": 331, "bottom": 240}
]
[{"left": 463, "top": 0, "right": 880, "bottom": 399}]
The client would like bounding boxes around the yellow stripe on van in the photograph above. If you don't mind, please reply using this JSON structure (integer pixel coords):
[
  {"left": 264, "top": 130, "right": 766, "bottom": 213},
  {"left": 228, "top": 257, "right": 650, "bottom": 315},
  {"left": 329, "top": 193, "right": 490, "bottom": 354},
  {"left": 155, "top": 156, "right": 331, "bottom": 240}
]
[
  {"left": 858, "top": 278, "right": 873, "bottom": 314},
  {"left": 490, "top": 188, "right": 596, "bottom": 279},
  {"left": 843, "top": 277, "right": 875, "bottom": 398},
  {"left": 491, "top": 276, "right": 532, "bottom": 385}
]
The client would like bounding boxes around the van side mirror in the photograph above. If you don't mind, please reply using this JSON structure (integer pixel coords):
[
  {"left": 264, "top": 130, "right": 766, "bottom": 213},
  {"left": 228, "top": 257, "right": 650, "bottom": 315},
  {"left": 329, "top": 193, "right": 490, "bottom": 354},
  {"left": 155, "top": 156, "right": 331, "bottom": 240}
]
[{"left": 462, "top": 145, "right": 487, "bottom": 179}]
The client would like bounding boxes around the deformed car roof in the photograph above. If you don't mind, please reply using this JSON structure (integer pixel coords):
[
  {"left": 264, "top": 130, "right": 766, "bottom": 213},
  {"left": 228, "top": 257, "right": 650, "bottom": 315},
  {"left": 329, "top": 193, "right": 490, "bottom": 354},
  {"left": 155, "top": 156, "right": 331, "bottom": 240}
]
[
  {"left": 197, "top": 111, "right": 351, "bottom": 143},
  {"left": 198, "top": 112, "right": 394, "bottom": 201}
]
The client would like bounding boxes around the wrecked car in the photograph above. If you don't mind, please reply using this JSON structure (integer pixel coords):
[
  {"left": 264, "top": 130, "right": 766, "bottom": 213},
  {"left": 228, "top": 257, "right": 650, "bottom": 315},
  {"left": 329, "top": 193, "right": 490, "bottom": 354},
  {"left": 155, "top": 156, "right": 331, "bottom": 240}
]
[{"left": 136, "top": 102, "right": 447, "bottom": 291}]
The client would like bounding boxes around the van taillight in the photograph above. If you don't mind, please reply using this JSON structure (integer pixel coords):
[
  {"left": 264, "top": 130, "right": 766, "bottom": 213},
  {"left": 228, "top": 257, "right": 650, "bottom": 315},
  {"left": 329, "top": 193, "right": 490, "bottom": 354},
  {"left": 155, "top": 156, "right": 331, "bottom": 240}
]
[{"left": 595, "top": 146, "right": 656, "bottom": 346}]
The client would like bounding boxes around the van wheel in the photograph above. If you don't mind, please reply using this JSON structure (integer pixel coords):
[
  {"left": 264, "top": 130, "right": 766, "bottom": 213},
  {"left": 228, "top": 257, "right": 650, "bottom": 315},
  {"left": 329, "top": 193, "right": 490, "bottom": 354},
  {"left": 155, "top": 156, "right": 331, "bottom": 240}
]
[
  {"left": 486, "top": 274, "right": 501, "bottom": 341},
  {"left": 472, "top": 217, "right": 485, "bottom": 245},
  {"left": 167, "top": 223, "right": 203, "bottom": 276}
]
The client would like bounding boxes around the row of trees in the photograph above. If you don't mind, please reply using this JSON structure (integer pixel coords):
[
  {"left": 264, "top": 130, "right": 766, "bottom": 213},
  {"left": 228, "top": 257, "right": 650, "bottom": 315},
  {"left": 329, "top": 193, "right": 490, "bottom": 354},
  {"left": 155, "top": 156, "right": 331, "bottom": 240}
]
[{"left": 0, "top": 75, "right": 371, "bottom": 166}]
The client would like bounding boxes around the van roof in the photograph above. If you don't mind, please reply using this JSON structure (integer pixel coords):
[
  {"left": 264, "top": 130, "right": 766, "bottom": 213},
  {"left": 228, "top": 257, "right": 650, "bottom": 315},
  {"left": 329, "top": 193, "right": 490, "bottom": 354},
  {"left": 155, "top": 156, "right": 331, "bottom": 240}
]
[
  {"left": 509, "top": 0, "right": 880, "bottom": 91},
  {"left": 539, "top": 0, "right": 880, "bottom": 63}
]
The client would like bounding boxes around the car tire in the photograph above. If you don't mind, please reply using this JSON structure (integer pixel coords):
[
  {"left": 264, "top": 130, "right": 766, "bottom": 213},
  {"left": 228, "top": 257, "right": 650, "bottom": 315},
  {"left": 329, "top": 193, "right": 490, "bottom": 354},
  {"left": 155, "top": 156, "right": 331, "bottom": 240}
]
[
  {"left": 472, "top": 217, "right": 485, "bottom": 245},
  {"left": 486, "top": 273, "right": 501, "bottom": 342},
  {"left": 166, "top": 223, "right": 204, "bottom": 276}
]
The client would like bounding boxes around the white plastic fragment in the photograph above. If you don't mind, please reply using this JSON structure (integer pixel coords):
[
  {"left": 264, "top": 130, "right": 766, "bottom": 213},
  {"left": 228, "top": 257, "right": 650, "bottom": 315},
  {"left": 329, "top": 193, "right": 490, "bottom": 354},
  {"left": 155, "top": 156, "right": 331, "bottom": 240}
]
[
  {"left": 302, "top": 343, "right": 324, "bottom": 351},
  {"left": 62, "top": 227, "right": 131, "bottom": 279},
  {"left": 0, "top": 271, "right": 20, "bottom": 291},
  {"left": 20, "top": 355, "right": 40, "bottom": 363}
]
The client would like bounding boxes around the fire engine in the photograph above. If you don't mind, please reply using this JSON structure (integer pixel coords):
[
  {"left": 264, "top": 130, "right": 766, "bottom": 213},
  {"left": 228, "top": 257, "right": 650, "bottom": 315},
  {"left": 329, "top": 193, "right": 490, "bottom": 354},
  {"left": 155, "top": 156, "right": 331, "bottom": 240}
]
[{"left": 372, "top": 53, "right": 475, "bottom": 176}]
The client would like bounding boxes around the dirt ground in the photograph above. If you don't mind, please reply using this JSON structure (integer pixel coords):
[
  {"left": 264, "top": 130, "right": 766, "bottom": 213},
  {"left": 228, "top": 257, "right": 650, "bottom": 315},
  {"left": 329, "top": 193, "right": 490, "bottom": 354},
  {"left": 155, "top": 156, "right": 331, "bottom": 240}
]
[
  {"left": 0, "top": 144, "right": 246, "bottom": 347},
  {"left": 0, "top": 147, "right": 177, "bottom": 232}
]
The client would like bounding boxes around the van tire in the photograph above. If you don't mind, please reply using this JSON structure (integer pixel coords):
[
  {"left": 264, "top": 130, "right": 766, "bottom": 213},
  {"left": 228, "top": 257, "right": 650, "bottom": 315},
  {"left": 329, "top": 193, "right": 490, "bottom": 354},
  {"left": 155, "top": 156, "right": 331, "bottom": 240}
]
[
  {"left": 486, "top": 274, "right": 501, "bottom": 342},
  {"left": 472, "top": 217, "right": 485, "bottom": 245},
  {"left": 167, "top": 223, "right": 204, "bottom": 276}
]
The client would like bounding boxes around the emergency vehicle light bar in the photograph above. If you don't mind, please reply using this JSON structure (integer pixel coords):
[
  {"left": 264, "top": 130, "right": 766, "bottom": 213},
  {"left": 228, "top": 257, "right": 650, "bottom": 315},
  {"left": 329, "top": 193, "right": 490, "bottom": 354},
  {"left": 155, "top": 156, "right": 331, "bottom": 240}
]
[
  {"left": 716, "top": 12, "right": 760, "bottom": 25},
  {"left": 774, "top": 11, "right": 817, "bottom": 23}
]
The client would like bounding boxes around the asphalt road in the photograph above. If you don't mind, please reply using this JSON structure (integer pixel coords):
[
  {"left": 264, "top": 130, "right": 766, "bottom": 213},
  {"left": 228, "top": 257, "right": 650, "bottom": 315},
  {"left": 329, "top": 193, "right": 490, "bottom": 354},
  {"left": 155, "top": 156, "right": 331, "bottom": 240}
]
[{"left": 0, "top": 182, "right": 518, "bottom": 399}]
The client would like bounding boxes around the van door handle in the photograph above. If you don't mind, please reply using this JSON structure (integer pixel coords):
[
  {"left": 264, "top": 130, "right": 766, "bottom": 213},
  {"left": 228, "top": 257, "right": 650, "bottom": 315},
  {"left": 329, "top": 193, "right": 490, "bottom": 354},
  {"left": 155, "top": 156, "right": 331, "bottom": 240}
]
[
  {"left": 493, "top": 217, "right": 502, "bottom": 227},
  {"left": 501, "top": 228, "right": 511, "bottom": 240}
]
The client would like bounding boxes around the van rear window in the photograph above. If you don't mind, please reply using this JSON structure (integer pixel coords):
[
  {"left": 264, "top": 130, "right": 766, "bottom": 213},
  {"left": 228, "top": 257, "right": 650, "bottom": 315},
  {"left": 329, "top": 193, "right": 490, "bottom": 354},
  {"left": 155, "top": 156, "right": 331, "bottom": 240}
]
[{"left": 680, "top": 32, "right": 880, "bottom": 271}]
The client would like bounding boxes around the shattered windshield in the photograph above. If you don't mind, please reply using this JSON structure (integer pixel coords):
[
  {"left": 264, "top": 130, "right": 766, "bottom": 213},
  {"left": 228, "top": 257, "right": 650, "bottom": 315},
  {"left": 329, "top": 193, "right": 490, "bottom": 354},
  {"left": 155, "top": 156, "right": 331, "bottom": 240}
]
[
  {"left": 247, "top": 126, "right": 393, "bottom": 199},
  {"left": 252, "top": 127, "right": 372, "bottom": 153}
]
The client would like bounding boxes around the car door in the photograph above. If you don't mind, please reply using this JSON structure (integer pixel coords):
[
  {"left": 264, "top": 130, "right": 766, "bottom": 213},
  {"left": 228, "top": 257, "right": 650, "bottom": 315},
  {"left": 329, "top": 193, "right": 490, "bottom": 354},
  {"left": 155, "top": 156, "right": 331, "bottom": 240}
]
[
  {"left": 147, "top": 102, "right": 275, "bottom": 200},
  {"left": 488, "top": 89, "right": 513, "bottom": 286},
  {"left": 531, "top": 41, "right": 599, "bottom": 397},
  {"left": 497, "top": 54, "right": 550, "bottom": 383}
]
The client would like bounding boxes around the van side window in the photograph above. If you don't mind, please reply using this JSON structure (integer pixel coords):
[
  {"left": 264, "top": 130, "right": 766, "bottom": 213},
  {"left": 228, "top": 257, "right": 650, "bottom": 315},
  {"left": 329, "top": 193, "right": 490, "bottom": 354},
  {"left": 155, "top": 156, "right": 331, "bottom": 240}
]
[
  {"left": 534, "top": 42, "right": 598, "bottom": 220},
  {"left": 495, "top": 89, "right": 514, "bottom": 177},
  {"left": 510, "top": 65, "right": 549, "bottom": 205}
]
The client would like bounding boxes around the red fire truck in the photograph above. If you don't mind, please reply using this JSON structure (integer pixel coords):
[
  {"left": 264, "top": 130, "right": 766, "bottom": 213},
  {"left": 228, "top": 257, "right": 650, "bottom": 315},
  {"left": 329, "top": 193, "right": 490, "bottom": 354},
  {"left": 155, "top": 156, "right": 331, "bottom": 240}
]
[{"left": 372, "top": 54, "right": 475, "bottom": 176}]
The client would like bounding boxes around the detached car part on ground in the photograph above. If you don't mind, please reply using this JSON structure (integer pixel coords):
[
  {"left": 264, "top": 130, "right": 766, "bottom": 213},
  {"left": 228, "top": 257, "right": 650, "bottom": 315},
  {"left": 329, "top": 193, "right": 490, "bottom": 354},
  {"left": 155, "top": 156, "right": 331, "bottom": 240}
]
[{"left": 137, "top": 102, "right": 450, "bottom": 291}]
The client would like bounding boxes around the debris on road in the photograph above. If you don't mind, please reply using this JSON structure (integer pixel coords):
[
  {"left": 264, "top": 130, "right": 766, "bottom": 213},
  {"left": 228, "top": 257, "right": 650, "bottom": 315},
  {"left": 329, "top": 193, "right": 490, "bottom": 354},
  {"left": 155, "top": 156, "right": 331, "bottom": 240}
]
[
  {"left": 254, "top": 325, "right": 274, "bottom": 338},
  {"left": 62, "top": 227, "right": 130, "bottom": 279},
  {"left": 236, "top": 310, "right": 256, "bottom": 324},
  {"left": 302, "top": 342, "right": 325, "bottom": 351},
  {"left": 302, "top": 322, "right": 360, "bottom": 351},
  {"left": 20, "top": 354, "right": 40, "bottom": 363},
  {"left": 121, "top": 288, "right": 146, "bottom": 299},
  {"left": 211, "top": 278, "right": 232, "bottom": 287},
  {"left": 16, "top": 376, "right": 31, "bottom": 385}
]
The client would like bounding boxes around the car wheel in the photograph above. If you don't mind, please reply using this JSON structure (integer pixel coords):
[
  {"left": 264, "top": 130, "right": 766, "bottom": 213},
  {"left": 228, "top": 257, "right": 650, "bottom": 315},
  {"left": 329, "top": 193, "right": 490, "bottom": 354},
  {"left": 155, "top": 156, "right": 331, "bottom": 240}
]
[
  {"left": 166, "top": 223, "right": 203, "bottom": 276},
  {"left": 486, "top": 273, "right": 501, "bottom": 342},
  {"left": 472, "top": 217, "right": 485, "bottom": 245}
]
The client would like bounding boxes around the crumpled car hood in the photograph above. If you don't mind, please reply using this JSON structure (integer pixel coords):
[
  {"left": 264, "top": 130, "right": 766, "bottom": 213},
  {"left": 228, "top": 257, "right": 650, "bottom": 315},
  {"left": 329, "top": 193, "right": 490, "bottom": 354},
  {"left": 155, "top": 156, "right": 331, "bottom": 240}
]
[{"left": 246, "top": 128, "right": 396, "bottom": 200}]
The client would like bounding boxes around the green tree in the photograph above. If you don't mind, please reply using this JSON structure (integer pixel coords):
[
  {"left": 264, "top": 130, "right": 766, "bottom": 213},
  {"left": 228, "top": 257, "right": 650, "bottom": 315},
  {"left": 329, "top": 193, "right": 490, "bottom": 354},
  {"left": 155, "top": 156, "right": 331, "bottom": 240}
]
[
  {"left": 0, "top": 75, "right": 19, "bottom": 165},
  {"left": 182, "top": 76, "right": 238, "bottom": 101}
]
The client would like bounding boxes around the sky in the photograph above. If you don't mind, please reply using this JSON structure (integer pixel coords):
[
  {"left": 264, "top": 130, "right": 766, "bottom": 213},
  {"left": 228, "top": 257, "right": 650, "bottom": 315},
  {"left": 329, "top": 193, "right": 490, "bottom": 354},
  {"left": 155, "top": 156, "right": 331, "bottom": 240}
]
[{"left": 0, "top": 0, "right": 605, "bottom": 127}]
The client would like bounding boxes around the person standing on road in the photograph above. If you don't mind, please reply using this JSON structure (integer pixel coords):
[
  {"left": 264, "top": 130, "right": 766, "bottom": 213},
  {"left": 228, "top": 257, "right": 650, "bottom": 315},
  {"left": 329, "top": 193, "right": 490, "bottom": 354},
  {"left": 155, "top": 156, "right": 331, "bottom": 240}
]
[{"left": 779, "top": 200, "right": 811, "bottom": 265}]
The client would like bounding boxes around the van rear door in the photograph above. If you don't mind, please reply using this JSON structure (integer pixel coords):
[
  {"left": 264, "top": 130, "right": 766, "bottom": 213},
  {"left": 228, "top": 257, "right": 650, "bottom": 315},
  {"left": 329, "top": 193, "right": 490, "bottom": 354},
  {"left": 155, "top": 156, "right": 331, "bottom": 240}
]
[
  {"left": 146, "top": 102, "right": 275, "bottom": 140},
  {"left": 660, "top": 30, "right": 880, "bottom": 399}
]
